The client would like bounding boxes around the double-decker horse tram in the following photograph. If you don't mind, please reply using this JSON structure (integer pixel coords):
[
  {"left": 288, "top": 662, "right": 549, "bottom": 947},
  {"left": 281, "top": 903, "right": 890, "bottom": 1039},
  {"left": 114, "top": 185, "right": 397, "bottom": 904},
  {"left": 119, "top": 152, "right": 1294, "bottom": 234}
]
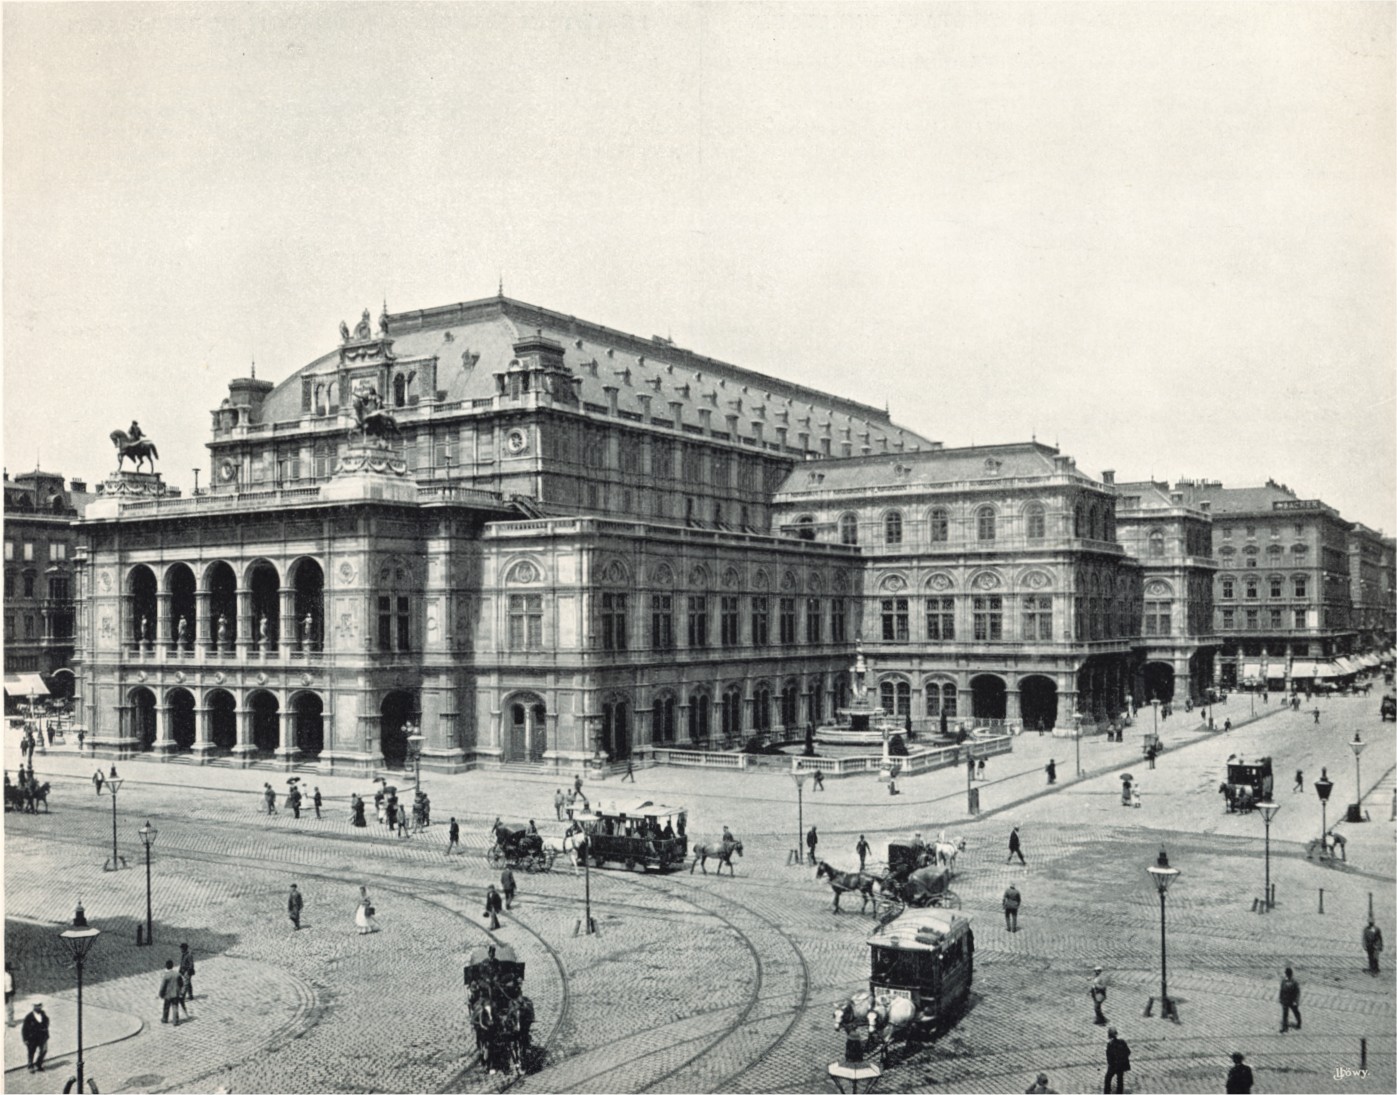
[
  {"left": 574, "top": 798, "right": 687, "bottom": 872},
  {"left": 464, "top": 944, "right": 534, "bottom": 1075}
]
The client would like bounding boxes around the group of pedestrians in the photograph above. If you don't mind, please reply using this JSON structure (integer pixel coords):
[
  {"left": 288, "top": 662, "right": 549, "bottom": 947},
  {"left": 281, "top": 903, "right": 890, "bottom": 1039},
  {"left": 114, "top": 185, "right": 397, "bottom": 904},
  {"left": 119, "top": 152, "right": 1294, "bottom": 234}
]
[
  {"left": 261, "top": 781, "right": 324, "bottom": 820},
  {"left": 156, "top": 943, "right": 196, "bottom": 1026},
  {"left": 553, "top": 775, "right": 591, "bottom": 821}
]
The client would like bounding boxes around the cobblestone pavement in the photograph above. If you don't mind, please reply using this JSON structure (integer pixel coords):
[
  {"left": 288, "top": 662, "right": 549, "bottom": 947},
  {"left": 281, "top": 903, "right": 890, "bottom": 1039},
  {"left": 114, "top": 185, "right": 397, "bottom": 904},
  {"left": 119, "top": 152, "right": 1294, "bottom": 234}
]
[{"left": 4, "top": 693, "right": 1393, "bottom": 1093}]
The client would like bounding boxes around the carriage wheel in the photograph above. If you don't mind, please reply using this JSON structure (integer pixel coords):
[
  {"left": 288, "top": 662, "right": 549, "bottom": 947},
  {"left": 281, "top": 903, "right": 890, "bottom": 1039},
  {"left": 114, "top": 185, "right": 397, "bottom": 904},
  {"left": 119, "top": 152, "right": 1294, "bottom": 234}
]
[
  {"left": 936, "top": 889, "right": 963, "bottom": 910},
  {"left": 486, "top": 846, "right": 504, "bottom": 866}
]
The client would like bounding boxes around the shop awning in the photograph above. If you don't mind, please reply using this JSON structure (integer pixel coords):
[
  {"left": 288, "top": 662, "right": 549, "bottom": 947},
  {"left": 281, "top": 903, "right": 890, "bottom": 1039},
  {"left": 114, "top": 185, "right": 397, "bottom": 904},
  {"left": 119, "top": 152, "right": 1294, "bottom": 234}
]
[
  {"left": 4, "top": 673, "right": 51, "bottom": 696},
  {"left": 1240, "top": 662, "right": 1261, "bottom": 680},
  {"left": 1291, "top": 660, "right": 1318, "bottom": 678},
  {"left": 1334, "top": 657, "right": 1361, "bottom": 676}
]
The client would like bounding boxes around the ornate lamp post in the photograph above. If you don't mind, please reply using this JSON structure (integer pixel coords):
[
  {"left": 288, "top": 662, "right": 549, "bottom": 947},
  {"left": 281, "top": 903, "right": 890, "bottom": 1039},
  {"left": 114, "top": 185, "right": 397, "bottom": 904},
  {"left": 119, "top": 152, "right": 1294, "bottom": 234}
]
[
  {"left": 1349, "top": 731, "right": 1367, "bottom": 820},
  {"left": 578, "top": 829, "right": 596, "bottom": 935},
  {"left": 1144, "top": 849, "right": 1180, "bottom": 1020},
  {"left": 406, "top": 727, "right": 424, "bottom": 796},
  {"left": 1314, "top": 768, "right": 1333, "bottom": 847},
  {"left": 59, "top": 903, "right": 101, "bottom": 1095},
  {"left": 1150, "top": 698, "right": 1160, "bottom": 748},
  {"left": 138, "top": 820, "right": 158, "bottom": 945},
  {"left": 1257, "top": 801, "right": 1279, "bottom": 909},
  {"left": 792, "top": 770, "right": 809, "bottom": 864},
  {"left": 1073, "top": 712, "right": 1083, "bottom": 779},
  {"left": 102, "top": 777, "right": 127, "bottom": 871}
]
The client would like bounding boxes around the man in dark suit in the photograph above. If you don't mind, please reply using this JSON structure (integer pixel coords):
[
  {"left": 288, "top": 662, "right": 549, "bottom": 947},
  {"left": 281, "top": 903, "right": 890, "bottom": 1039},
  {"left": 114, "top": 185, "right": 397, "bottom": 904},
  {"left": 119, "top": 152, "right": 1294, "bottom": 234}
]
[
  {"left": 288, "top": 884, "right": 304, "bottom": 930},
  {"left": 21, "top": 1001, "right": 48, "bottom": 1070},
  {"left": 178, "top": 943, "right": 196, "bottom": 1001},
  {"left": 1103, "top": 1027, "right": 1130, "bottom": 1093},
  {"left": 158, "top": 961, "right": 182, "bottom": 1025}
]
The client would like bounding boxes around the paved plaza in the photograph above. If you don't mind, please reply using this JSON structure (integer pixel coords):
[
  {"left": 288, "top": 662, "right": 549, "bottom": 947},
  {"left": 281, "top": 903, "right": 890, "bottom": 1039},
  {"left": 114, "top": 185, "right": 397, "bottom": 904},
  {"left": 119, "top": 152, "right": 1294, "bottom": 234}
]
[{"left": 4, "top": 693, "right": 1394, "bottom": 1094}]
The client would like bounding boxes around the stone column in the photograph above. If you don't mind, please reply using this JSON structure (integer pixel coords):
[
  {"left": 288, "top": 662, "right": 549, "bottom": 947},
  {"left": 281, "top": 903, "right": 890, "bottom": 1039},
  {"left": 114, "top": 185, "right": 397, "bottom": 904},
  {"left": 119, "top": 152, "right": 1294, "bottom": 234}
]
[
  {"left": 152, "top": 703, "right": 176, "bottom": 758},
  {"left": 191, "top": 705, "right": 216, "bottom": 763},
  {"left": 275, "top": 706, "right": 300, "bottom": 766},
  {"left": 231, "top": 702, "right": 257, "bottom": 766},
  {"left": 279, "top": 589, "right": 295, "bottom": 657},
  {"left": 157, "top": 592, "right": 173, "bottom": 654}
]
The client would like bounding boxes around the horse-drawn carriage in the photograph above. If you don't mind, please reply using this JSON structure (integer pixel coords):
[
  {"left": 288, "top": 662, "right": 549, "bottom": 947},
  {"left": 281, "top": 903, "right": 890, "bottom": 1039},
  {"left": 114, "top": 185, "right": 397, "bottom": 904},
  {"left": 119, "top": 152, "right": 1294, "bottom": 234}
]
[
  {"left": 872, "top": 842, "right": 961, "bottom": 922},
  {"left": 574, "top": 799, "right": 687, "bottom": 872},
  {"left": 1221, "top": 756, "right": 1274, "bottom": 813},
  {"left": 487, "top": 821, "right": 556, "bottom": 872},
  {"left": 4, "top": 772, "right": 50, "bottom": 813},
  {"left": 834, "top": 909, "right": 975, "bottom": 1066},
  {"left": 464, "top": 944, "right": 534, "bottom": 1076}
]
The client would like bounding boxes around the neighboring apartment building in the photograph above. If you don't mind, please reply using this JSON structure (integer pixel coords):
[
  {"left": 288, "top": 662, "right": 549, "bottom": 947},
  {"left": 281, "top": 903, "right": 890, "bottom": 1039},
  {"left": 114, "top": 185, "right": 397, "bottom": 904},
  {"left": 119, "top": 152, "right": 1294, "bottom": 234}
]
[
  {"left": 4, "top": 469, "right": 95, "bottom": 702},
  {"left": 1171, "top": 479, "right": 1357, "bottom": 690},
  {"left": 1347, "top": 523, "right": 1396, "bottom": 655}
]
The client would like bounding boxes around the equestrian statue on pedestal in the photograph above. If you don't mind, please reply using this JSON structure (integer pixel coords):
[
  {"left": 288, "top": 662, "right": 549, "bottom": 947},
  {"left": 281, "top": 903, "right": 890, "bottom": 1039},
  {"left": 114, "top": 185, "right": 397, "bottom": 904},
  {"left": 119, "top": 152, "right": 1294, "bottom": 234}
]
[{"left": 110, "top": 420, "right": 160, "bottom": 472}]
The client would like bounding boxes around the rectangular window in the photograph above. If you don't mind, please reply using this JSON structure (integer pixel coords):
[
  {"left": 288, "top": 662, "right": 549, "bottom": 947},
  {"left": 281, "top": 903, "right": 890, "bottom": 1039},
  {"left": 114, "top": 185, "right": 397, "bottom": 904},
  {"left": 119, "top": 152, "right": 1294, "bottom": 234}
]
[
  {"left": 720, "top": 596, "right": 740, "bottom": 647},
  {"left": 926, "top": 596, "right": 955, "bottom": 640},
  {"left": 1245, "top": 608, "right": 1259, "bottom": 629},
  {"left": 378, "top": 595, "right": 392, "bottom": 651},
  {"left": 1145, "top": 602, "right": 1172, "bottom": 637},
  {"left": 831, "top": 598, "right": 847, "bottom": 643},
  {"left": 973, "top": 595, "right": 1003, "bottom": 641},
  {"left": 779, "top": 597, "right": 797, "bottom": 645},
  {"left": 1246, "top": 526, "right": 1256, "bottom": 538},
  {"left": 651, "top": 594, "right": 674, "bottom": 651},
  {"left": 1221, "top": 579, "right": 1234, "bottom": 599},
  {"left": 1270, "top": 608, "right": 1283, "bottom": 629},
  {"left": 22, "top": 543, "right": 33, "bottom": 562},
  {"left": 805, "top": 597, "right": 822, "bottom": 644},
  {"left": 397, "top": 596, "right": 411, "bottom": 651},
  {"left": 509, "top": 593, "right": 544, "bottom": 651},
  {"left": 601, "top": 592, "right": 628, "bottom": 651},
  {"left": 3, "top": 542, "right": 12, "bottom": 561},
  {"left": 23, "top": 615, "right": 34, "bottom": 639},
  {"left": 880, "top": 598, "right": 909, "bottom": 642},
  {"left": 687, "top": 595, "right": 708, "bottom": 648},
  {"left": 49, "top": 542, "right": 66, "bottom": 561},
  {"left": 1294, "top": 609, "right": 1306, "bottom": 629},
  {"left": 1221, "top": 608, "right": 1235, "bottom": 630},
  {"left": 751, "top": 596, "right": 770, "bottom": 647},
  {"left": 1023, "top": 595, "right": 1053, "bottom": 641},
  {"left": 1294, "top": 577, "right": 1307, "bottom": 598},
  {"left": 1270, "top": 578, "right": 1283, "bottom": 598}
]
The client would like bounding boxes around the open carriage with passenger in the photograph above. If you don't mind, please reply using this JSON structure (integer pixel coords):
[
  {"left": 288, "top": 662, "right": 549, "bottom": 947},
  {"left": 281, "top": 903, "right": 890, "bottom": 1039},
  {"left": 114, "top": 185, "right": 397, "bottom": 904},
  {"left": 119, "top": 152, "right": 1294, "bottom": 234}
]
[
  {"left": 464, "top": 944, "right": 535, "bottom": 1076},
  {"left": 872, "top": 841, "right": 961, "bottom": 923},
  {"left": 1220, "top": 755, "right": 1274, "bottom": 813},
  {"left": 487, "top": 820, "right": 556, "bottom": 872},
  {"left": 574, "top": 799, "right": 687, "bottom": 872}
]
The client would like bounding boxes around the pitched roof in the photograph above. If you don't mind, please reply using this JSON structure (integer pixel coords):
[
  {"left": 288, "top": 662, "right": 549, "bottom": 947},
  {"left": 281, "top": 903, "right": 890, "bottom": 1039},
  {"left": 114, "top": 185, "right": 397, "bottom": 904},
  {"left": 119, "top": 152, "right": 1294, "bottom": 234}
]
[{"left": 774, "top": 442, "right": 1092, "bottom": 496}]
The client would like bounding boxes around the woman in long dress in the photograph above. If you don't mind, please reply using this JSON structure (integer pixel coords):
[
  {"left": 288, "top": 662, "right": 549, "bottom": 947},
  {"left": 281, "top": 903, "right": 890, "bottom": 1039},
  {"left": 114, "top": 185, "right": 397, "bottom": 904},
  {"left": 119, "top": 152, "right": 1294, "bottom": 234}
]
[
  {"left": 352, "top": 795, "right": 367, "bottom": 827},
  {"left": 355, "top": 886, "right": 376, "bottom": 934}
]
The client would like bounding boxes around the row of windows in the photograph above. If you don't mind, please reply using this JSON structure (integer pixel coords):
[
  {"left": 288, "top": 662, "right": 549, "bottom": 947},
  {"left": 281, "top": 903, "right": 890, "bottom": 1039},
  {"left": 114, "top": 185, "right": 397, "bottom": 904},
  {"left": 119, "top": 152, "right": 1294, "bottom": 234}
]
[
  {"left": 828, "top": 500, "right": 1116, "bottom": 546},
  {"left": 1220, "top": 524, "right": 1308, "bottom": 539},
  {"left": 877, "top": 595, "right": 1060, "bottom": 642},
  {"left": 1219, "top": 609, "right": 1309, "bottom": 630},
  {"left": 647, "top": 678, "right": 845, "bottom": 742},
  {"left": 3, "top": 573, "right": 69, "bottom": 599},
  {"left": 1219, "top": 576, "right": 1308, "bottom": 599},
  {"left": 2, "top": 614, "right": 64, "bottom": 640},
  {"left": 877, "top": 680, "right": 960, "bottom": 718},
  {"left": 3, "top": 542, "right": 66, "bottom": 562}
]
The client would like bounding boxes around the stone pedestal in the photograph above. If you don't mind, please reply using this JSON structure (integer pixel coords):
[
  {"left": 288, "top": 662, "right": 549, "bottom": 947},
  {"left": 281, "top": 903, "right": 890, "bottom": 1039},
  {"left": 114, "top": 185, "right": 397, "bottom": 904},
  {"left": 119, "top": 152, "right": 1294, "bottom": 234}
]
[
  {"left": 85, "top": 470, "right": 172, "bottom": 518},
  {"left": 190, "top": 742, "right": 219, "bottom": 765},
  {"left": 321, "top": 439, "right": 415, "bottom": 504},
  {"left": 274, "top": 746, "right": 302, "bottom": 770},
  {"left": 230, "top": 743, "right": 259, "bottom": 768}
]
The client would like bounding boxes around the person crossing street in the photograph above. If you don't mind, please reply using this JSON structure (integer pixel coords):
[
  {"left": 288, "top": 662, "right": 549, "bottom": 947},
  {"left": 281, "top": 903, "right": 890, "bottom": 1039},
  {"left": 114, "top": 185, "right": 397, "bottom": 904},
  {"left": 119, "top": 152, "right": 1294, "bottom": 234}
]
[{"left": 856, "top": 835, "right": 870, "bottom": 872}]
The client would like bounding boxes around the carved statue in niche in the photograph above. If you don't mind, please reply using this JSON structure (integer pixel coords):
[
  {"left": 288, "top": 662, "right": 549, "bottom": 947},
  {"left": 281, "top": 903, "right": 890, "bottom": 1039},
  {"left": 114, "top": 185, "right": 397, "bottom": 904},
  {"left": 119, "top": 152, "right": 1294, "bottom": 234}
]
[
  {"left": 302, "top": 613, "right": 315, "bottom": 645},
  {"left": 140, "top": 616, "right": 151, "bottom": 642},
  {"left": 217, "top": 614, "right": 230, "bottom": 647},
  {"left": 177, "top": 616, "right": 189, "bottom": 644}
]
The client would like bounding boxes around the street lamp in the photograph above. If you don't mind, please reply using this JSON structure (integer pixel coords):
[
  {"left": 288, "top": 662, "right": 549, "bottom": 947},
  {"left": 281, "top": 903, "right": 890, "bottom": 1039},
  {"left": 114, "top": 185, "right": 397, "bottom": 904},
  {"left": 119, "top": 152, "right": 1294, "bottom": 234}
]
[
  {"left": 1257, "top": 801, "right": 1279, "bottom": 909},
  {"left": 1314, "top": 768, "right": 1334, "bottom": 847},
  {"left": 138, "top": 820, "right": 158, "bottom": 945},
  {"left": 1073, "top": 712, "right": 1083, "bottom": 779},
  {"left": 58, "top": 903, "right": 101, "bottom": 1095},
  {"left": 1151, "top": 698, "right": 1160, "bottom": 747},
  {"left": 792, "top": 770, "right": 809, "bottom": 864},
  {"left": 577, "top": 829, "right": 596, "bottom": 935},
  {"left": 102, "top": 778, "right": 127, "bottom": 871},
  {"left": 1349, "top": 732, "right": 1367, "bottom": 821},
  {"left": 1144, "top": 849, "right": 1180, "bottom": 1021},
  {"left": 406, "top": 726, "right": 424, "bottom": 796}
]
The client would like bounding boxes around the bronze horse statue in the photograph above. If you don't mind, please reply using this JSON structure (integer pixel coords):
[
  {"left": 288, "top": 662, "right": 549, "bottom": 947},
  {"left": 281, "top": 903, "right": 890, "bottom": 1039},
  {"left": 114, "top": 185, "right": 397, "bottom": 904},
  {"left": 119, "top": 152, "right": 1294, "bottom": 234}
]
[{"left": 110, "top": 430, "right": 159, "bottom": 472}]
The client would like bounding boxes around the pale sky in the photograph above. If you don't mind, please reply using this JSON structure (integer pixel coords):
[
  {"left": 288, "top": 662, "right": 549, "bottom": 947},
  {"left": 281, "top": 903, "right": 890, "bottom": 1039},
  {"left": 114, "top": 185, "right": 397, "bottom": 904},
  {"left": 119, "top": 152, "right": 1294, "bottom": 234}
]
[{"left": 5, "top": 3, "right": 1394, "bottom": 530}]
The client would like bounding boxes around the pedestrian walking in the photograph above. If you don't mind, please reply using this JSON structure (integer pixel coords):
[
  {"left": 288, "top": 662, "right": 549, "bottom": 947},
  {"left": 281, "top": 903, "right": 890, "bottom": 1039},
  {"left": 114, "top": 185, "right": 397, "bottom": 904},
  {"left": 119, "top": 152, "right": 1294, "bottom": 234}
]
[
  {"left": 386, "top": 795, "right": 397, "bottom": 832},
  {"left": 806, "top": 825, "right": 819, "bottom": 863},
  {"left": 21, "top": 1001, "right": 48, "bottom": 1070},
  {"left": 484, "top": 884, "right": 504, "bottom": 931},
  {"left": 813, "top": 770, "right": 825, "bottom": 791},
  {"left": 351, "top": 795, "right": 367, "bottom": 828},
  {"left": 1313, "top": 708, "right": 1320, "bottom": 725},
  {"left": 264, "top": 783, "right": 277, "bottom": 815},
  {"left": 447, "top": 817, "right": 461, "bottom": 855},
  {"left": 1007, "top": 826, "right": 1026, "bottom": 865},
  {"left": 355, "top": 886, "right": 377, "bottom": 934},
  {"left": 1035, "top": 718, "right": 1046, "bottom": 737},
  {"left": 623, "top": 759, "right": 635, "bottom": 782},
  {"left": 158, "top": 960, "right": 182, "bottom": 1025},
  {"left": 93, "top": 768, "right": 104, "bottom": 795},
  {"left": 1225, "top": 1051, "right": 1254, "bottom": 1094},
  {"left": 288, "top": 884, "right": 303, "bottom": 930},
  {"left": 178, "top": 942, "right": 196, "bottom": 1002},
  {"left": 856, "top": 835, "right": 871, "bottom": 872},
  {"left": 976, "top": 757, "right": 986, "bottom": 780},
  {"left": 554, "top": 788, "right": 565, "bottom": 821},
  {"left": 1089, "top": 966, "right": 1107, "bottom": 1024},
  {"left": 501, "top": 867, "right": 517, "bottom": 910},
  {"left": 1103, "top": 1027, "right": 1130, "bottom": 1094},
  {"left": 1293, "top": 769, "right": 1304, "bottom": 793},
  {"left": 1147, "top": 744, "right": 1157, "bottom": 770},
  {"left": 1025, "top": 1074, "right": 1056, "bottom": 1094},
  {"left": 313, "top": 786, "right": 322, "bottom": 819},
  {"left": 1045, "top": 759, "right": 1057, "bottom": 785},
  {"left": 4, "top": 963, "right": 14, "bottom": 1026},
  {"left": 289, "top": 786, "right": 302, "bottom": 819},
  {"left": 1002, "top": 883, "right": 1021, "bottom": 931},
  {"left": 573, "top": 774, "right": 583, "bottom": 796},
  {"left": 1363, "top": 916, "right": 1384, "bottom": 974},
  {"left": 1279, "top": 967, "right": 1301, "bottom": 1032}
]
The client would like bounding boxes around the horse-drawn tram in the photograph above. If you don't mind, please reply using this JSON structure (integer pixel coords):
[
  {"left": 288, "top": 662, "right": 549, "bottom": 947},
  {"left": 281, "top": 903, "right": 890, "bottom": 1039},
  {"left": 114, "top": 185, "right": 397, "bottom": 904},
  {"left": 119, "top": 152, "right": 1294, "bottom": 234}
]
[
  {"left": 574, "top": 798, "right": 688, "bottom": 871},
  {"left": 465, "top": 944, "right": 534, "bottom": 1076},
  {"left": 1221, "top": 755, "right": 1274, "bottom": 813}
]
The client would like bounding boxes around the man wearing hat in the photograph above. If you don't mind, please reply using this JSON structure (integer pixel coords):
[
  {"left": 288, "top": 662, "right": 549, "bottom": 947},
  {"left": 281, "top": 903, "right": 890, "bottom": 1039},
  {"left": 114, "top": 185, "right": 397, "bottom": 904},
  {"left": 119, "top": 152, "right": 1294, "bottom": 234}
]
[
  {"left": 1103, "top": 1027, "right": 1130, "bottom": 1094},
  {"left": 1024, "top": 1073, "right": 1056, "bottom": 1094},
  {"left": 1089, "top": 966, "right": 1108, "bottom": 1025},
  {"left": 21, "top": 1000, "right": 49, "bottom": 1070},
  {"left": 1225, "top": 1051, "right": 1254, "bottom": 1093}
]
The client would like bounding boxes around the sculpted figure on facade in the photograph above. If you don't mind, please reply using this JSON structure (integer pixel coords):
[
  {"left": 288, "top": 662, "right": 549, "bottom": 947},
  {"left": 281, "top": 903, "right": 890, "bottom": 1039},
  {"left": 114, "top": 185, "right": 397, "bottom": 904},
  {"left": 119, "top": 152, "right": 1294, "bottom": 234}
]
[{"left": 217, "top": 613, "right": 230, "bottom": 647}]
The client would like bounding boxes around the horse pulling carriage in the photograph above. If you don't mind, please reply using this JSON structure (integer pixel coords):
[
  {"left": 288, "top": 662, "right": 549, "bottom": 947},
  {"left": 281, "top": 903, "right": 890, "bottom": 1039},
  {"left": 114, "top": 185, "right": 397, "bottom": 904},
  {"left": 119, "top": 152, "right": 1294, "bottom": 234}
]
[
  {"left": 834, "top": 909, "right": 975, "bottom": 1067},
  {"left": 4, "top": 772, "right": 50, "bottom": 813},
  {"left": 872, "top": 842, "right": 961, "bottom": 922},
  {"left": 1220, "top": 756, "right": 1274, "bottom": 813},
  {"left": 574, "top": 799, "right": 687, "bottom": 872},
  {"left": 464, "top": 944, "right": 535, "bottom": 1076},
  {"left": 487, "top": 821, "right": 556, "bottom": 873}
]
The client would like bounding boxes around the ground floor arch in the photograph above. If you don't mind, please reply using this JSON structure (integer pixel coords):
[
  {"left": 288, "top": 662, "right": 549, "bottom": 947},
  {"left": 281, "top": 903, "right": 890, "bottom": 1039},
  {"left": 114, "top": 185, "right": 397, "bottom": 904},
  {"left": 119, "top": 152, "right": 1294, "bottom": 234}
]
[
  {"left": 1142, "top": 662, "right": 1175, "bottom": 704},
  {"left": 601, "top": 693, "right": 631, "bottom": 761},
  {"left": 166, "top": 688, "right": 197, "bottom": 751},
  {"left": 291, "top": 691, "right": 324, "bottom": 756},
  {"left": 207, "top": 689, "right": 237, "bottom": 750},
  {"left": 381, "top": 690, "right": 417, "bottom": 766},
  {"left": 970, "top": 674, "right": 1006, "bottom": 720},
  {"left": 129, "top": 687, "right": 157, "bottom": 751},
  {"left": 503, "top": 693, "right": 547, "bottom": 764},
  {"left": 1018, "top": 675, "right": 1058, "bottom": 730},
  {"left": 248, "top": 690, "right": 280, "bottom": 753}
]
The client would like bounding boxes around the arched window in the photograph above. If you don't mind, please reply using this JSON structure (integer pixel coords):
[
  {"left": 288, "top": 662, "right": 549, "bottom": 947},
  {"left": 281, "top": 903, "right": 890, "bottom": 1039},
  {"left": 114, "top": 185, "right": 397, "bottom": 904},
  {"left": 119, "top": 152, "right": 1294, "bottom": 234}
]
[
  {"left": 1245, "top": 578, "right": 1259, "bottom": 600},
  {"left": 722, "top": 684, "right": 744, "bottom": 741},
  {"left": 884, "top": 511, "right": 903, "bottom": 545},
  {"left": 688, "top": 691, "right": 711, "bottom": 742},
  {"left": 794, "top": 515, "right": 816, "bottom": 541},
  {"left": 752, "top": 682, "right": 772, "bottom": 733},
  {"left": 1025, "top": 504, "right": 1045, "bottom": 540},
  {"left": 1269, "top": 576, "right": 1283, "bottom": 598},
  {"left": 929, "top": 508, "right": 949, "bottom": 542},
  {"left": 839, "top": 513, "right": 858, "bottom": 545},
  {"left": 1074, "top": 504, "right": 1085, "bottom": 538},
  {"left": 780, "top": 680, "right": 799, "bottom": 728},
  {"left": 653, "top": 692, "right": 677, "bottom": 745},
  {"left": 1148, "top": 530, "right": 1165, "bottom": 557},
  {"left": 926, "top": 681, "right": 956, "bottom": 718},
  {"left": 976, "top": 506, "right": 996, "bottom": 542},
  {"left": 1221, "top": 577, "right": 1235, "bottom": 599},
  {"left": 879, "top": 679, "right": 911, "bottom": 717}
]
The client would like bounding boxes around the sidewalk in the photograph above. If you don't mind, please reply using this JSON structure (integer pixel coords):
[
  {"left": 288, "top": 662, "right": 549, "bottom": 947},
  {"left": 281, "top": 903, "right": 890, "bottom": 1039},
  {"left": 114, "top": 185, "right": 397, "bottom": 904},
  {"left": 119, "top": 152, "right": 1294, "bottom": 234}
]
[{"left": 3, "top": 996, "right": 142, "bottom": 1081}]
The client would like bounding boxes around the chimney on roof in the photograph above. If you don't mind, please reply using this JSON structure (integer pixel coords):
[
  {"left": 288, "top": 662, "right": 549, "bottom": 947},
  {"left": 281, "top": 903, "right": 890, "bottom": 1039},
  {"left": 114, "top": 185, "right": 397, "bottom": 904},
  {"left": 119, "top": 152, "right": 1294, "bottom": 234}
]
[
  {"left": 70, "top": 479, "right": 86, "bottom": 493},
  {"left": 667, "top": 400, "right": 683, "bottom": 427},
  {"left": 1200, "top": 500, "right": 1211, "bottom": 513},
  {"left": 1102, "top": 469, "right": 1115, "bottom": 485},
  {"left": 637, "top": 394, "right": 652, "bottom": 422}
]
